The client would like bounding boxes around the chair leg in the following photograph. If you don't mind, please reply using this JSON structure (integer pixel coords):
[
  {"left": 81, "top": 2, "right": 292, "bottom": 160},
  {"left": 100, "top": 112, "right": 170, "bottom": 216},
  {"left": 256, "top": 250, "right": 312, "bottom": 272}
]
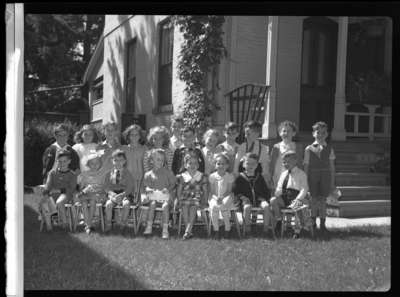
[
  {"left": 201, "top": 210, "right": 210, "bottom": 237},
  {"left": 281, "top": 215, "right": 285, "bottom": 238},
  {"left": 98, "top": 205, "right": 105, "bottom": 233},
  {"left": 132, "top": 208, "right": 138, "bottom": 235},
  {"left": 136, "top": 208, "right": 144, "bottom": 233},
  {"left": 178, "top": 211, "right": 182, "bottom": 236},
  {"left": 73, "top": 205, "right": 81, "bottom": 232}
]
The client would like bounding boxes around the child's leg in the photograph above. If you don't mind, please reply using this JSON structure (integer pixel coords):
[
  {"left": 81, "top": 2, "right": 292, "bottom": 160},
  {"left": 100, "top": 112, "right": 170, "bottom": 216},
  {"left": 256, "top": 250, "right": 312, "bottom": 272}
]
[
  {"left": 161, "top": 201, "right": 170, "bottom": 236},
  {"left": 82, "top": 200, "right": 89, "bottom": 226},
  {"left": 243, "top": 203, "right": 251, "bottom": 227},
  {"left": 87, "top": 197, "right": 96, "bottom": 228},
  {"left": 39, "top": 196, "right": 52, "bottom": 230},
  {"left": 144, "top": 201, "right": 156, "bottom": 234},
  {"left": 182, "top": 204, "right": 189, "bottom": 227},
  {"left": 186, "top": 205, "right": 197, "bottom": 234},
  {"left": 121, "top": 198, "right": 131, "bottom": 225},
  {"left": 260, "top": 200, "right": 271, "bottom": 231},
  {"left": 56, "top": 194, "right": 68, "bottom": 226},
  {"left": 221, "top": 195, "right": 233, "bottom": 231},
  {"left": 209, "top": 200, "right": 220, "bottom": 232},
  {"left": 104, "top": 199, "right": 114, "bottom": 226}
]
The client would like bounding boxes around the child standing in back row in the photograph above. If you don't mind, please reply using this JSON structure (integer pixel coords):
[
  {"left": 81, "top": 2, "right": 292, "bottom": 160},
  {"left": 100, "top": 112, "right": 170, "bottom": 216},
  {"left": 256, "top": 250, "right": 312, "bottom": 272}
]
[
  {"left": 217, "top": 122, "right": 240, "bottom": 173},
  {"left": 269, "top": 120, "right": 303, "bottom": 189},
  {"left": 72, "top": 124, "right": 99, "bottom": 174},
  {"left": 303, "top": 122, "right": 336, "bottom": 233},
  {"left": 202, "top": 128, "right": 222, "bottom": 175}
]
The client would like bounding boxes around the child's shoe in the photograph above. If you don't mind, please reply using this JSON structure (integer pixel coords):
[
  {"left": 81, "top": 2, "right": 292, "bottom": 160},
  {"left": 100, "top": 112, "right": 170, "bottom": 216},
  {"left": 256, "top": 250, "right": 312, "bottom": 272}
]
[
  {"left": 85, "top": 225, "right": 92, "bottom": 235},
  {"left": 182, "top": 232, "right": 193, "bottom": 240},
  {"left": 143, "top": 224, "right": 152, "bottom": 235},
  {"left": 162, "top": 229, "right": 169, "bottom": 239}
]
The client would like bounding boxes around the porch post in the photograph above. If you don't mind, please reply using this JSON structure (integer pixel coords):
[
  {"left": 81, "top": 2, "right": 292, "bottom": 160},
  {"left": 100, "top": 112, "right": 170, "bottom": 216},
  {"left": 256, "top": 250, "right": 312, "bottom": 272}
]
[
  {"left": 262, "top": 16, "right": 279, "bottom": 139},
  {"left": 6, "top": 3, "right": 24, "bottom": 296},
  {"left": 331, "top": 16, "right": 348, "bottom": 141}
]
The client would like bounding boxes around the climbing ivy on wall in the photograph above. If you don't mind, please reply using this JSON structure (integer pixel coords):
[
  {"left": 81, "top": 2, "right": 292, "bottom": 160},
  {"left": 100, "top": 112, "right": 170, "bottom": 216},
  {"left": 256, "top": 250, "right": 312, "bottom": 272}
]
[{"left": 172, "top": 15, "right": 227, "bottom": 135}]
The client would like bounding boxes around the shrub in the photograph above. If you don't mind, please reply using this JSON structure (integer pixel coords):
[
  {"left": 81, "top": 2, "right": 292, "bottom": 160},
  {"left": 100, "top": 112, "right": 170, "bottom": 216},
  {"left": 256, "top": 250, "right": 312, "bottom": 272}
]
[{"left": 24, "top": 118, "right": 80, "bottom": 186}]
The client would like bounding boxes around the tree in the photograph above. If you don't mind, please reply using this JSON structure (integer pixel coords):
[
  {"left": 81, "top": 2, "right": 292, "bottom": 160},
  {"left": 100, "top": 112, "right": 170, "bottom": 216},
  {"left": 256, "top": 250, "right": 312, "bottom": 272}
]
[
  {"left": 173, "top": 16, "right": 227, "bottom": 136},
  {"left": 24, "top": 14, "right": 104, "bottom": 111}
]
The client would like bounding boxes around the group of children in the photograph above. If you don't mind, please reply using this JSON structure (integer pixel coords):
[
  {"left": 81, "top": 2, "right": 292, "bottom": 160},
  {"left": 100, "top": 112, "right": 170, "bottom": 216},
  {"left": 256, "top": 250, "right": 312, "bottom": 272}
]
[{"left": 38, "top": 116, "right": 336, "bottom": 240}]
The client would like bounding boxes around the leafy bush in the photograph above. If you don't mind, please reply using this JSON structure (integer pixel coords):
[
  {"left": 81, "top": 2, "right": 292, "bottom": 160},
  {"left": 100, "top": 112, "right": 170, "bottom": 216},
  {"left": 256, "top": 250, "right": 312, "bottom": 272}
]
[{"left": 24, "top": 118, "right": 80, "bottom": 186}]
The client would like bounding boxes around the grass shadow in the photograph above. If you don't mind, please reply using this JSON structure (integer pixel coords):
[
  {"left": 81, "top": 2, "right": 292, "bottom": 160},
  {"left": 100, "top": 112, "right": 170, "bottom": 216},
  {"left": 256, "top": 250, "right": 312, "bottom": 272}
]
[{"left": 24, "top": 205, "right": 148, "bottom": 290}]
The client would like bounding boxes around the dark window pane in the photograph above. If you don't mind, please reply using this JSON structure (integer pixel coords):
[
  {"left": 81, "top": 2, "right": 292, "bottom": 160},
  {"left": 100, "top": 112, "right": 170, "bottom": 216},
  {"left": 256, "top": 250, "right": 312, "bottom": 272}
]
[
  {"left": 358, "top": 115, "right": 369, "bottom": 133},
  {"left": 158, "top": 19, "right": 174, "bottom": 106},
  {"left": 345, "top": 115, "right": 354, "bottom": 132},
  {"left": 126, "top": 78, "right": 135, "bottom": 113},
  {"left": 374, "top": 116, "right": 384, "bottom": 133}
]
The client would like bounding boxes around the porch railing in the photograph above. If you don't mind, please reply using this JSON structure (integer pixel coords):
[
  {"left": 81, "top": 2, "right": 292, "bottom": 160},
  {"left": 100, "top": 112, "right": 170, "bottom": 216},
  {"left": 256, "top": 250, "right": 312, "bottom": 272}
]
[{"left": 345, "top": 104, "right": 391, "bottom": 140}]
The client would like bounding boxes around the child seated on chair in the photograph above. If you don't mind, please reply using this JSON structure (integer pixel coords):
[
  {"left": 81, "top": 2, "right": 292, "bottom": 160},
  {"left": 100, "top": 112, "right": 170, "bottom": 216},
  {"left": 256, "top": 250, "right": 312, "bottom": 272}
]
[
  {"left": 270, "top": 150, "right": 310, "bottom": 238},
  {"left": 208, "top": 152, "right": 235, "bottom": 239},
  {"left": 142, "top": 148, "right": 177, "bottom": 239},
  {"left": 40, "top": 149, "right": 78, "bottom": 231},
  {"left": 104, "top": 149, "right": 134, "bottom": 232},
  {"left": 176, "top": 151, "right": 209, "bottom": 240},
  {"left": 232, "top": 153, "right": 272, "bottom": 236},
  {"left": 76, "top": 153, "right": 107, "bottom": 234}
]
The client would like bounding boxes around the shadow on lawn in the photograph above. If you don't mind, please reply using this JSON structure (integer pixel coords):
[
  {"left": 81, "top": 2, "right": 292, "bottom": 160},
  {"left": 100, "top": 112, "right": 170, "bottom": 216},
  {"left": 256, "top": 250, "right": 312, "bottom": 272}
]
[
  {"left": 24, "top": 206, "right": 148, "bottom": 290},
  {"left": 311, "top": 226, "right": 390, "bottom": 242}
]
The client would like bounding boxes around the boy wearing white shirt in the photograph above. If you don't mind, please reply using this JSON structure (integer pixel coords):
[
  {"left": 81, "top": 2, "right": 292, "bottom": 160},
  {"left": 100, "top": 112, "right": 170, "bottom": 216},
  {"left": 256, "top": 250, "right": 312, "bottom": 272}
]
[{"left": 270, "top": 150, "right": 309, "bottom": 238}]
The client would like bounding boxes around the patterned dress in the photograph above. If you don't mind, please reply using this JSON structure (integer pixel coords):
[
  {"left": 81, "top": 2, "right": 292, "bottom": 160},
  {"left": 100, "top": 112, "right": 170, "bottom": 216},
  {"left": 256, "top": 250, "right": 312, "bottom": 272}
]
[{"left": 177, "top": 171, "right": 208, "bottom": 207}]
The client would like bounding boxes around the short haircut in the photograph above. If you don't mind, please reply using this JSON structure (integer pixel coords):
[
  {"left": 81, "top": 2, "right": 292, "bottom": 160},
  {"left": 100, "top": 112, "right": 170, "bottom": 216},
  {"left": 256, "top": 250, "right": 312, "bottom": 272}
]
[
  {"left": 243, "top": 152, "right": 259, "bottom": 162},
  {"left": 282, "top": 150, "right": 297, "bottom": 160},
  {"left": 243, "top": 120, "right": 261, "bottom": 132},
  {"left": 122, "top": 124, "right": 146, "bottom": 145},
  {"left": 224, "top": 121, "right": 239, "bottom": 132},
  {"left": 147, "top": 126, "right": 170, "bottom": 148},
  {"left": 73, "top": 124, "right": 99, "bottom": 144},
  {"left": 57, "top": 149, "right": 71, "bottom": 159},
  {"left": 214, "top": 152, "right": 230, "bottom": 166},
  {"left": 53, "top": 123, "right": 69, "bottom": 136},
  {"left": 278, "top": 120, "right": 297, "bottom": 133},
  {"left": 181, "top": 126, "right": 195, "bottom": 135},
  {"left": 203, "top": 128, "right": 220, "bottom": 144},
  {"left": 312, "top": 121, "right": 328, "bottom": 131},
  {"left": 111, "top": 149, "right": 127, "bottom": 160}
]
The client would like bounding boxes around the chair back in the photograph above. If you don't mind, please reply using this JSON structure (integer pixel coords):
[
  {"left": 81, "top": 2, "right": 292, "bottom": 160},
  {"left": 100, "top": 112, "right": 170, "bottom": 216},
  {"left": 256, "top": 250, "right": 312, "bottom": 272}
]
[{"left": 225, "top": 84, "right": 270, "bottom": 143}]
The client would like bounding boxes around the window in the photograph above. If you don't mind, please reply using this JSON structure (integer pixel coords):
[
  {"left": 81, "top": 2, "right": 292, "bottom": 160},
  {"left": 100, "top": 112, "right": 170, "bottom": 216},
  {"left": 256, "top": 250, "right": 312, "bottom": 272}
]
[
  {"left": 126, "top": 39, "right": 137, "bottom": 113},
  {"left": 92, "top": 76, "right": 103, "bottom": 103},
  {"left": 158, "top": 19, "right": 174, "bottom": 107}
]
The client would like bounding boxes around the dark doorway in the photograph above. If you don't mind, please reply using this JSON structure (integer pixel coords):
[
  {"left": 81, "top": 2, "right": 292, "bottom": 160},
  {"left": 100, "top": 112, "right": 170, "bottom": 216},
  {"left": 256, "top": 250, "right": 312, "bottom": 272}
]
[{"left": 299, "top": 17, "right": 338, "bottom": 132}]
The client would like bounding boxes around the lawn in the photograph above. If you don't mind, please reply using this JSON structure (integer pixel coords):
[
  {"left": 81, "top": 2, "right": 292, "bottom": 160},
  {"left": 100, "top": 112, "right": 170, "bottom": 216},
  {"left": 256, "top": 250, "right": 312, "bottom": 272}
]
[{"left": 24, "top": 193, "right": 390, "bottom": 291}]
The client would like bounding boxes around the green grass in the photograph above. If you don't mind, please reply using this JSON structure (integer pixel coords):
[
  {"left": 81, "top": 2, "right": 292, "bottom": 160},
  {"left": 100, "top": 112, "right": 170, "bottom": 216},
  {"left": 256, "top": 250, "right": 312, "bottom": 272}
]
[{"left": 24, "top": 193, "right": 391, "bottom": 291}]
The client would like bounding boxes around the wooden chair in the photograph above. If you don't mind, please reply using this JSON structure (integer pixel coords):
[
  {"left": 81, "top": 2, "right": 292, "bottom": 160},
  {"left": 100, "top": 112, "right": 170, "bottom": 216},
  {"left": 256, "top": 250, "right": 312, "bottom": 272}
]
[
  {"left": 225, "top": 83, "right": 270, "bottom": 143},
  {"left": 280, "top": 205, "right": 314, "bottom": 238},
  {"left": 206, "top": 206, "right": 242, "bottom": 238},
  {"left": 136, "top": 204, "right": 169, "bottom": 233},
  {"left": 110, "top": 204, "right": 138, "bottom": 234},
  {"left": 241, "top": 207, "right": 276, "bottom": 239}
]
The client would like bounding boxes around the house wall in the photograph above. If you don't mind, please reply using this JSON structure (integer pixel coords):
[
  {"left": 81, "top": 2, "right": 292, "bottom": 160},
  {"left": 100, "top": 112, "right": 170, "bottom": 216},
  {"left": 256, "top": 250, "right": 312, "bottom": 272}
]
[
  {"left": 274, "top": 16, "right": 304, "bottom": 128},
  {"left": 103, "top": 15, "right": 181, "bottom": 130}
]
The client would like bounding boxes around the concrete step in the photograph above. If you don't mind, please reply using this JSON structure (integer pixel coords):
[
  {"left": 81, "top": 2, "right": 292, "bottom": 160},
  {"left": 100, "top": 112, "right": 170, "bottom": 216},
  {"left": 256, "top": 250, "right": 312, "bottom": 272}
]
[
  {"left": 336, "top": 172, "right": 388, "bottom": 186},
  {"left": 338, "top": 200, "right": 391, "bottom": 218},
  {"left": 334, "top": 152, "right": 382, "bottom": 164},
  {"left": 335, "top": 163, "right": 372, "bottom": 172},
  {"left": 338, "top": 186, "right": 391, "bottom": 201}
]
